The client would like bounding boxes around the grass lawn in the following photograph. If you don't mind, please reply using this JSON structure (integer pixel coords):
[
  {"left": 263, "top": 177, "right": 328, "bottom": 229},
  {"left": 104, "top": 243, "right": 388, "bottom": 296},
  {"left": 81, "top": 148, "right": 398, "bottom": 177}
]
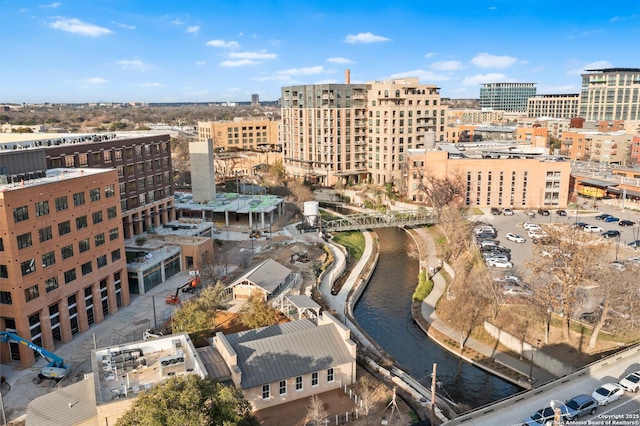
[{"left": 332, "top": 231, "right": 365, "bottom": 261}]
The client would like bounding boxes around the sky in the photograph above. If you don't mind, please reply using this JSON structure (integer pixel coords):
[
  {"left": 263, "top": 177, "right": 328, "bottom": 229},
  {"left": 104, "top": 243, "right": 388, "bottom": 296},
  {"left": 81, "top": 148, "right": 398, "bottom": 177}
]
[{"left": 1, "top": 0, "right": 639, "bottom": 104}]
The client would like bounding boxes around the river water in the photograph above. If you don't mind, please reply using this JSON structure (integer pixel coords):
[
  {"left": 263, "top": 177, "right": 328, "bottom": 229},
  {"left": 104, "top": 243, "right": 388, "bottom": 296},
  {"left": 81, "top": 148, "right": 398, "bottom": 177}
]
[{"left": 353, "top": 227, "right": 521, "bottom": 409}]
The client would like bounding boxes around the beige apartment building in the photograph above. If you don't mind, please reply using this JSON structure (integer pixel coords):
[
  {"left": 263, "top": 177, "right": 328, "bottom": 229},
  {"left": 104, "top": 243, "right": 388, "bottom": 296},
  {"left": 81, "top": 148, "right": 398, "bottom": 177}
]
[
  {"left": 448, "top": 109, "right": 505, "bottom": 125},
  {"left": 280, "top": 76, "right": 447, "bottom": 187},
  {"left": 198, "top": 118, "right": 279, "bottom": 152},
  {"left": 560, "top": 130, "right": 635, "bottom": 164},
  {"left": 0, "top": 168, "right": 129, "bottom": 367},
  {"left": 527, "top": 94, "right": 580, "bottom": 119},
  {"left": 405, "top": 149, "right": 570, "bottom": 208},
  {"left": 579, "top": 68, "right": 640, "bottom": 121}
]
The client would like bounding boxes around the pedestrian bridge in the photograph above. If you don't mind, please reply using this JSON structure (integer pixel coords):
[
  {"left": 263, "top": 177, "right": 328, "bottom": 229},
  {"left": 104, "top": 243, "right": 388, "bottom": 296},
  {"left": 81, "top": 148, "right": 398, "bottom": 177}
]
[{"left": 322, "top": 209, "right": 437, "bottom": 232}]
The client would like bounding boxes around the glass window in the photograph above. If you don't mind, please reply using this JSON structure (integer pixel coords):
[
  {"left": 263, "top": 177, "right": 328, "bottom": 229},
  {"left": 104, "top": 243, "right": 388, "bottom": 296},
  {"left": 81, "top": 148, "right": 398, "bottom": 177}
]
[
  {"left": 81, "top": 262, "right": 93, "bottom": 275},
  {"left": 79, "top": 239, "right": 90, "bottom": 253},
  {"left": 327, "top": 368, "right": 334, "bottom": 382},
  {"left": 25, "top": 284, "right": 39, "bottom": 302},
  {"left": 21, "top": 259, "right": 36, "bottom": 276},
  {"left": 92, "top": 211, "right": 103, "bottom": 224},
  {"left": 94, "top": 233, "right": 105, "bottom": 246},
  {"left": 39, "top": 226, "right": 53, "bottom": 242},
  {"left": 295, "top": 376, "right": 303, "bottom": 391},
  {"left": 0, "top": 291, "right": 12, "bottom": 305},
  {"left": 107, "top": 206, "right": 117, "bottom": 219},
  {"left": 98, "top": 254, "right": 108, "bottom": 267},
  {"left": 76, "top": 216, "right": 88, "bottom": 230},
  {"left": 279, "top": 380, "right": 286, "bottom": 395},
  {"left": 61, "top": 244, "right": 74, "bottom": 260},
  {"left": 90, "top": 188, "right": 100, "bottom": 201},
  {"left": 64, "top": 268, "right": 76, "bottom": 284},
  {"left": 35, "top": 201, "right": 49, "bottom": 216},
  {"left": 42, "top": 251, "right": 56, "bottom": 267},
  {"left": 58, "top": 221, "right": 71, "bottom": 236},
  {"left": 17, "top": 233, "right": 32, "bottom": 249},
  {"left": 105, "top": 184, "right": 116, "bottom": 198},
  {"left": 109, "top": 228, "right": 119, "bottom": 240},
  {"left": 110, "top": 249, "right": 121, "bottom": 262},
  {"left": 45, "top": 277, "right": 59, "bottom": 292},
  {"left": 312, "top": 371, "right": 318, "bottom": 387},
  {"left": 55, "top": 196, "right": 68, "bottom": 211},
  {"left": 0, "top": 265, "right": 8, "bottom": 278},
  {"left": 13, "top": 206, "right": 29, "bottom": 222},
  {"left": 73, "top": 192, "right": 85, "bottom": 206},
  {"left": 262, "top": 384, "right": 270, "bottom": 399}
]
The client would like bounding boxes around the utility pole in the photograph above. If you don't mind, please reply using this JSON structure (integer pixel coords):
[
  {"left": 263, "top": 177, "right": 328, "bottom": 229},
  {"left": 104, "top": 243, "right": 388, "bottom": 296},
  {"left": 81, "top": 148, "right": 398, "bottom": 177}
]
[{"left": 431, "top": 363, "right": 437, "bottom": 423}]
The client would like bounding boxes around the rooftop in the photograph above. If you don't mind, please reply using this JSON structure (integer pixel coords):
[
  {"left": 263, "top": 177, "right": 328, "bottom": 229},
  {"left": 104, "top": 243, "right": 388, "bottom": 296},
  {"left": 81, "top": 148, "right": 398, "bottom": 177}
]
[
  {"left": 0, "top": 167, "right": 113, "bottom": 192},
  {"left": 175, "top": 192, "right": 284, "bottom": 214}
]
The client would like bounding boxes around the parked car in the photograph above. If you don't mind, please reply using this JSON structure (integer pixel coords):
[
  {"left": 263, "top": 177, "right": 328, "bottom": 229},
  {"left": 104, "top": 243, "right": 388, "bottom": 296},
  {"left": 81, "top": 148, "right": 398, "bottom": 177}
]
[
  {"left": 522, "top": 405, "right": 570, "bottom": 426},
  {"left": 595, "top": 213, "right": 612, "bottom": 221},
  {"left": 505, "top": 233, "right": 526, "bottom": 243},
  {"left": 603, "top": 216, "right": 619, "bottom": 223},
  {"left": 592, "top": 383, "right": 624, "bottom": 405},
  {"left": 523, "top": 222, "right": 542, "bottom": 231},
  {"left": 583, "top": 224, "right": 603, "bottom": 233},
  {"left": 490, "top": 207, "right": 502, "bottom": 215},
  {"left": 573, "top": 222, "right": 589, "bottom": 229},
  {"left": 556, "top": 209, "right": 567, "bottom": 216},
  {"left": 601, "top": 230, "right": 621, "bottom": 239},
  {"left": 501, "top": 285, "right": 533, "bottom": 298},
  {"left": 486, "top": 258, "right": 513, "bottom": 268},
  {"left": 618, "top": 219, "right": 636, "bottom": 227},
  {"left": 628, "top": 240, "right": 640, "bottom": 248},
  {"left": 537, "top": 209, "right": 550, "bottom": 216},
  {"left": 503, "top": 208, "right": 514, "bottom": 216},
  {"left": 619, "top": 371, "right": 640, "bottom": 393},
  {"left": 528, "top": 229, "right": 547, "bottom": 239},
  {"left": 565, "top": 394, "right": 598, "bottom": 420}
]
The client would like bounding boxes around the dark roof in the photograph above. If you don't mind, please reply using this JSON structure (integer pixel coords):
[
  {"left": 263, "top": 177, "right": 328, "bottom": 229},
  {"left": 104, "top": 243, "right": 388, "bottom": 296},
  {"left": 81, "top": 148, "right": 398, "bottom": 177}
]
[
  {"left": 580, "top": 179, "right": 617, "bottom": 188},
  {"left": 229, "top": 258, "right": 292, "bottom": 294},
  {"left": 226, "top": 319, "right": 354, "bottom": 389}
]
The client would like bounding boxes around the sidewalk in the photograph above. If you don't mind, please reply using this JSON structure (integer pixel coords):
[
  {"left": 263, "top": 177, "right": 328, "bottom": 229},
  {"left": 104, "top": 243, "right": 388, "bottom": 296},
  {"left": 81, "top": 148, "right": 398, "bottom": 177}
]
[{"left": 412, "top": 227, "right": 556, "bottom": 388}]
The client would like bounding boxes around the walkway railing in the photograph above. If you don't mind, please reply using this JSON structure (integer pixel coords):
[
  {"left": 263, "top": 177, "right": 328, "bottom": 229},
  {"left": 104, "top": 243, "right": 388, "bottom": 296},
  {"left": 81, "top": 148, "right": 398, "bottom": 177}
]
[{"left": 323, "top": 209, "right": 437, "bottom": 232}]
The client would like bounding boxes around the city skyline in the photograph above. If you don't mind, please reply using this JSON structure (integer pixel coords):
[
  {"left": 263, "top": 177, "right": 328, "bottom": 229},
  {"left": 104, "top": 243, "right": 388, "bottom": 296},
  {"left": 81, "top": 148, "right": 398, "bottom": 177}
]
[{"left": 1, "top": 0, "right": 638, "bottom": 104}]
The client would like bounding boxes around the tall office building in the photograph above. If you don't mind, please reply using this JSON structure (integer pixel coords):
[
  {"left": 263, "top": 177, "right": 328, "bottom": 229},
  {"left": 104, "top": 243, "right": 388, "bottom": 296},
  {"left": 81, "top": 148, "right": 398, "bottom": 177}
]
[
  {"left": 578, "top": 68, "right": 640, "bottom": 121},
  {"left": 479, "top": 82, "right": 536, "bottom": 113},
  {"left": 0, "top": 151, "right": 129, "bottom": 367},
  {"left": 251, "top": 93, "right": 260, "bottom": 106},
  {"left": 280, "top": 77, "right": 447, "bottom": 187}
]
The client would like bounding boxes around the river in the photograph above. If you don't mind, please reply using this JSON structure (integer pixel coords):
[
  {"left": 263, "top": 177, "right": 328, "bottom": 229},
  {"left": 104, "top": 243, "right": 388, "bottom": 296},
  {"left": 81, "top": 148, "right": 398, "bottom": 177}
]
[{"left": 353, "top": 227, "right": 521, "bottom": 409}]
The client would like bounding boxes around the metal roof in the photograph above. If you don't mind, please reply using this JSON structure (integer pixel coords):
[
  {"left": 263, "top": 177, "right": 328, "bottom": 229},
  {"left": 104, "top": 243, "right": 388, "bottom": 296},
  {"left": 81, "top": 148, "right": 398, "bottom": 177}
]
[
  {"left": 226, "top": 320, "right": 354, "bottom": 389},
  {"left": 580, "top": 179, "right": 618, "bottom": 188},
  {"left": 26, "top": 376, "right": 97, "bottom": 426},
  {"left": 286, "top": 295, "right": 321, "bottom": 310},
  {"left": 230, "top": 258, "right": 292, "bottom": 294}
]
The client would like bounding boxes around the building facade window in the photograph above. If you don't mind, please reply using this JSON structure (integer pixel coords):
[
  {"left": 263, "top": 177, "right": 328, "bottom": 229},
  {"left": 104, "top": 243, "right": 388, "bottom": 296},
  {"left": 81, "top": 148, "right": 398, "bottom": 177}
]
[
  {"left": 35, "top": 200, "right": 49, "bottom": 216},
  {"left": 21, "top": 259, "right": 36, "bottom": 276},
  {"left": 327, "top": 368, "right": 334, "bottom": 382},
  {"left": 0, "top": 291, "right": 12, "bottom": 305},
  {"left": 25, "top": 284, "right": 39, "bottom": 302},
  {"left": 262, "top": 384, "right": 270, "bottom": 399},
  {"left": 295, "top": 376, "right": 303, "bottom": 391},
  {"left": 13, "top": 206, "right": 29, "bottom": 222},
  {"left": 39, "top": 226, "right": 53, "bottom": 242},
  {"left": 73, "top": 192, "right": 85, "bottom": 206},
  {"left": 45, "top": 277, "right": 59, "bottom": 292},
  {"left": 92, "top": 211, "right": 103, "bottom": 224},
  {"left": 81, "top": 261, "right": 93, "bottom": 276},
  {"left": 94, "top": 233, "right": 105, "bottom": 246},
  {"left": 279, "top": 380, "right": 287, "bottom": 395},
  {"left": 17, "top": 233, "right": 32, "bottom": 250},
  {"left": 76, "top": 216, "right": 88, "bottom": 230},
  {"left": 55, "top": 196, "right": 68, "bottom": 211},
  {"left": 58, "top": 221, "right": 71, "bottom": 236},
  {"left": 107, "top": 206, "right": 117, "bottom": 219},
  {"left": 311, "top": 371, "right": 319, "bottom": 387},
  {"left": 42, "top": 251, "right": 56, "bottom": 267},
  {"left": 64, "top": 268, "right": 77, "bottom": 284},
  {"left": 110, "top": 249, "right": 121, "bottom": 262},
  {"left": 79, "top": 239, "right": 90, "bottom": 253},
  {"left": 97, "top": 255, "right": 108, "bottom": 268},
  {"left": 61, "top": 244, "right": 74, "bottom": 260},
  {"left": 109, "top": 228, "right": 119, "bottom": 240},
  {"left": 90, "top": 188, "right": 101, "bottom": 201},
  {"left": 0, "top": 265, "right": 8, "bottom": 278},
  {"left": 105, "top": 184, "right": 116, "bottom": 198}
]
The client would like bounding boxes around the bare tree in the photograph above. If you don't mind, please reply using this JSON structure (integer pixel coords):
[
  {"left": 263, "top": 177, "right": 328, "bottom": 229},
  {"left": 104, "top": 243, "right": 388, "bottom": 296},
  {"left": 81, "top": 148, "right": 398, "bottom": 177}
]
[
  {"left": 407, "top": 159, "right": 465, "bottom": 217},
  {"left": 358, "top": 376, "right": 377, "bottom": 425},
  {"left": 199, "top": 247, "right": 227, "bottom": 284},
  {"left": 306, "top": 395, "right": 328, "bottom": 426},
  {"left": 528, "top": 225, "right": 606, "bottom": 341},
  {"left": 438, "top": 205, "right": 473, "bottom": 261}
]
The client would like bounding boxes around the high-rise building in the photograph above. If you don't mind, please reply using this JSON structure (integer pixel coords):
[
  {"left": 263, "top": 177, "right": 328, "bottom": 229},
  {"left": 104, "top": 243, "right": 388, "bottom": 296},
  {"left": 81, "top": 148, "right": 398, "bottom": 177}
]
[
  {"left": 479, "top": 82, "right": 536, "bottom": 113},
  {"left": 280, "top": 77, "right": 448, "bottom": 187},
  {"left": 251, "top": 93, "right": 260, "bottom": 106},
  {"left": 578, "top": 68, "right": 640, "bottom": 121},
  {"left": 0, "top": 159, "right": 129, "bottom": 367},
  {"left": 527, "top": 93, "right": 580, "bottom": 118}
]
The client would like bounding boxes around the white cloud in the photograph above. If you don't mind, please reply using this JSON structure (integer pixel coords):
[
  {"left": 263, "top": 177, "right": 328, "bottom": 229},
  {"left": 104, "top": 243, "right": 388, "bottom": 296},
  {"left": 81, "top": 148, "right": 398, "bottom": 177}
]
[
  {"left": 40, "top": 2, "right": 61, "bottom": 8},
  {"left": 228, "top": 50, "right": 277, "bottom": 60},
  {"left": 83, "top": 77, "right": 107, "bottom": 84},
  {"left": 220, "top": 59, "right": 260, "bottom": 67},
  {"left": 387, "top": 69, "right": 450, "bottom": 82},
  {"left": 470, "top": 52, "right": 517, "bottom": 69},
  {"left": 206, "top": 39, "right": 240, "bottom": 49},
  {"left": 344, "top": 32, "right": 390, "bottom": 44},
  {"left": 138, "top": 82, "right": 163, "bottom": 87},
  {"left": 116, "top": 59, "right": 151, "bottom": 71},
  {"left": 327, "top": 57, "right": 354, "bottom": 64},
  {"left": 114, "top": 22, "right": 135, "bottom": 30},
  {"left": 430, "top": 60, "right": 463, "bottom": 71},
  {"left": 195, "top": 61, "right": 206, "bottom": 66},
  {"left": 186, "top": 26, "right": 200, "bottom": 34},
  {"left": 50, "top": 17, "right": 112, "bottom": 37},
  {"left": 424, "top": 52, "right": 436, "bottom": 58},
  {"left": 566, "top": 60, "right": 613, "bottom": 75},
  {"left": 170, "top": 19, "right": 184, "bottom": 26},
  {"left": 461, "top": 73, "right": 512, "bottom": 85}
]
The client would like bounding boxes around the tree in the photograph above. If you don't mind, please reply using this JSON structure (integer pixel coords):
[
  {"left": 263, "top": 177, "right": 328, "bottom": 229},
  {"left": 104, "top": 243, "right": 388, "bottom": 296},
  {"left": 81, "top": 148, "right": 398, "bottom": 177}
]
[
  {"left": 171, "top": 283, "right": 227, "bottom": 334},
  {"left": 357, "top": 376, "right": 377, "bottom": 425},
  {"left": 407, "top": 160, "right": 465, "bottom": 218},
  {"left": 528, "top": 225, "right": 606, "bottom": 341},
  {"left": 239, "top": 294, "right": 279, "bottom": 329},
  {"left": 116, "top": 375, "right": 259, "bottom": 426},
  {"left": 438, "top": 205, "right": 473, "bottom": 261},
  {"left": 305, "top": 395, "right": 328, "bottom": 426}
]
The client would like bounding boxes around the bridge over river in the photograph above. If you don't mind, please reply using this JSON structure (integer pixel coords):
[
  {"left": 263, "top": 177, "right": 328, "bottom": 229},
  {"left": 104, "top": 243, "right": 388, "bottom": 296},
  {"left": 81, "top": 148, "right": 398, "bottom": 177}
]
[{"left": 322, "top": 208, "right": 438, "bottom": 232}]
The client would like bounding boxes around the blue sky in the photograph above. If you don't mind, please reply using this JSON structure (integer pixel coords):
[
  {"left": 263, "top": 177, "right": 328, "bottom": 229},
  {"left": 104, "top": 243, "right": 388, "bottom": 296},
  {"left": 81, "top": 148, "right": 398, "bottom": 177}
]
[{"left": 1, "top": 0, "right": 638, "bottom": 103}]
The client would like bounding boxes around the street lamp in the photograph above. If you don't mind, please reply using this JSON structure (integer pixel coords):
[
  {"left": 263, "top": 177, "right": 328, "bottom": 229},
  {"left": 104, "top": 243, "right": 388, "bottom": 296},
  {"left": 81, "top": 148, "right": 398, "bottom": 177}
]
[
  {"left": 250, "top": 235, "right": 256, "bottom": 254},
  {"left": 529, "top": 339, "right": 541, "bottom": 382}
]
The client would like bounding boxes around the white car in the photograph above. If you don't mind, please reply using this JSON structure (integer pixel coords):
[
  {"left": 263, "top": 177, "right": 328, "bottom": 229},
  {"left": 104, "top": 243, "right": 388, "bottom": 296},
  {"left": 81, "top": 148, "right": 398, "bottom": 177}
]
[
  {"left": 501, "top": 286, "right": 533, "bottom": 297},
  {"left": 592, "top": 383, "right": 624, "bottom": 405},
  {"left": 486, "top": 258, "right": 513, "bottom": 268},
  {"left": 583, "top": 224, "right": 603, "bottom": 233},
  {"left": 523, "top": 222, "right": 541, "bottom": 231},
  {"left": 503, "top": 208, "right": 514, "bottom": 216},
  {"left": 619, "top": 371, "right": 640, "bottom": 392},
  {"left": 505, "top": 233, "right": 526, "bottom": 243},
  {"left": 528, "top": 229, "right": 547, "bottom": 239}
]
